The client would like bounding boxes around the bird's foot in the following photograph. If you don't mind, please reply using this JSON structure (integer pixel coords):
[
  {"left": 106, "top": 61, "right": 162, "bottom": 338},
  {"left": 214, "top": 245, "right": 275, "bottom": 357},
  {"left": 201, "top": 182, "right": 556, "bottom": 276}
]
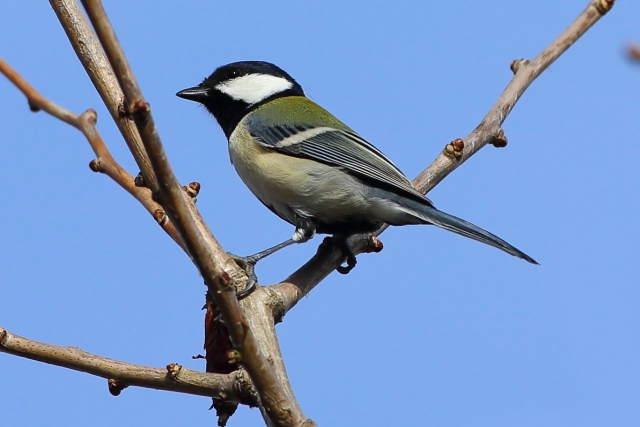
[
  {"left": 226, "top": 252, "right": 260, "bottom": 300},
  {"left": 334, "top": 237, "right": 357, "bottom": 274},
  {"left": 227, "top": 238, "right": 298, "bottom": 299}
]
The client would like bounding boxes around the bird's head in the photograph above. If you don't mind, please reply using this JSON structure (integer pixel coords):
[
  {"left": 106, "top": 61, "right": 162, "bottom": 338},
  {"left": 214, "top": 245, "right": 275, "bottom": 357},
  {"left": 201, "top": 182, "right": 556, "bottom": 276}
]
[{"left": 177, "top": 61, "right": 304, "bottom": 136}]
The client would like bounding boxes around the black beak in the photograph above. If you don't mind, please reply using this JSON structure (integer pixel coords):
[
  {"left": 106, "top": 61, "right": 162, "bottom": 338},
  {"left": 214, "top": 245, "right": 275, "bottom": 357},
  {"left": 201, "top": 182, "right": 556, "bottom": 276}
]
[{"left": 176, "top": 86, "right": 209, "bottom": 102}]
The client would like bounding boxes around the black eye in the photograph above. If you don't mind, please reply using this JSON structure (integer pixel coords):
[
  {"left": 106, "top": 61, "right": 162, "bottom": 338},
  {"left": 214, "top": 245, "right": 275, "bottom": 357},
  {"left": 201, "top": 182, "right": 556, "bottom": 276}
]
[{"left": 226, "top": 68, "right": 242, "bottom": 79}]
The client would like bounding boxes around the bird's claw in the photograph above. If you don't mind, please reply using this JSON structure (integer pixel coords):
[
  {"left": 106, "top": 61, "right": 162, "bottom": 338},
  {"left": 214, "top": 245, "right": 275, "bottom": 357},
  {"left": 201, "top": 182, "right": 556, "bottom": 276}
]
[
  {"left": 226, "top": 253, "right": 259, "bottom": 300},
  {"left": 336, "top": 253, "right": 357, "bottom": 274},
  {"left": 225, "top": 239, "right": 298, "bottom": 300},
  {"left": 334, "top": 237, "right": 358, "bottom": 274}
]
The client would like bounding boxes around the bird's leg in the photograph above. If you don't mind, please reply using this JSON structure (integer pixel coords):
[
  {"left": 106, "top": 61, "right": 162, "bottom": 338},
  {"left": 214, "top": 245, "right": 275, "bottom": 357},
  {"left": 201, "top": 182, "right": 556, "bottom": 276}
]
[
  {"left": 334, "top": 235, "right": 357, "bottom": 274},
  {"left": 291, "top": 217, "right": 316, "bottom": 243},
  {"left": 228, "top": 218, "right": 316, "bottom": 299},
  {"left": 227, "top": 241, "right": 294, "bottom": 300}
]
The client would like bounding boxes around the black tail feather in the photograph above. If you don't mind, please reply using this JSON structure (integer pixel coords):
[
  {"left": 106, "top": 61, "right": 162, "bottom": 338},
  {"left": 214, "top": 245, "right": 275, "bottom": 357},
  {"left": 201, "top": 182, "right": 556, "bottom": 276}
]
[{"left": 415, "top": 204, "right": 538, "bottom": 265}]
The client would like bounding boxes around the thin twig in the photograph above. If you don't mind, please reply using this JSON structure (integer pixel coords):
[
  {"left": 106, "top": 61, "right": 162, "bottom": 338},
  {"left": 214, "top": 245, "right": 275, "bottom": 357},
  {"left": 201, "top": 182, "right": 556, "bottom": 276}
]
[
  {"left": 412, "top": 0, "right": 615, "bottom": 193},
  {"left": 272, "top": 0, "right": 615, "bottom": 314},
  {"left": 0, "top": 56, "right": 183, "bottom": 247},
  {"left": 0, "top": 1, "right": 614, "bottom": 425},
  {"left": 0, "top": 327, "right": 257, "bottom": 404},
  {"left": 50, "top": 0, "right": 159, "bottom": 191},
  {"left": 6, "top": 3, "right": 302, "bottom": 424},
  {"left": 78, "top": 1, "right": 312, "bottom": 426}
]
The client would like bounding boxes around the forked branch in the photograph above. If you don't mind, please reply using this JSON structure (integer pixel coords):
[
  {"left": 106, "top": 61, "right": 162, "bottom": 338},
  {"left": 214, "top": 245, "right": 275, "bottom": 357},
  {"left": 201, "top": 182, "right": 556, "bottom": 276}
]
[
  {"left": 51, "top": 0, "right": 159, "bottom": 191},
  {"left": 272, "top": 0, "right": 615, "bottom": 314},
  {"left": 0, "top": 1, "right": 615, "bottom": 426},
  {"left": 0, "top": 327, "right": 257, "bottom": 404},
  {"left": 5, "top": 1, "right": 309, "bottom": 424},
  {"left": 0, "top": 56, "right": 182, "bottom": 247},
  {"left": 78, "top": 0, "right": 312, "bottom": 425}
]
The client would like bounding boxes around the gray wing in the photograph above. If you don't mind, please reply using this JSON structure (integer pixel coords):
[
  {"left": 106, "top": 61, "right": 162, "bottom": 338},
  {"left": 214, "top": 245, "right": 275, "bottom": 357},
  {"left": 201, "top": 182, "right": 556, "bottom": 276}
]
[{"left": 248, "top": 123, "right": 431, "bottom": 203}]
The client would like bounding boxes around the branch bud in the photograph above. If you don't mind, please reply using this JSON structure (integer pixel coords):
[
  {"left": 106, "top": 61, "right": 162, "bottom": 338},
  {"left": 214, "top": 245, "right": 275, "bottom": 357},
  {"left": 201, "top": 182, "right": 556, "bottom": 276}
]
[
  {"left": 131, "top": 100, "right": 150, "bottom": 120},
  {"left": 166, "top": 363, "right": 181, "bottom": 378},
  {"left": 444, "top": 138, "right": 465, "bottom": 159},
  {"left": 594, "top": 0, "right": 614, "bottom": 15},
  {"left": 133, "top": 172, "right": 147, "bottom": 188},
  {"left": 107, "top": 378, "right": 128, "bottom": 396},
  {"left": 510, "top": 59, "right": 529, "bottom": 75},
  {"left": 489, "top": 130, "right": 508, "bottom": 148},
  {"left": 185, "top": 182, "right": 201, "bottom": 197},
  {"left": 89, "top": 159, "right": 100, "bottom": 172},
  {"left": 28, "top": 101, "right": 41, "bottom": 112},
  {"left": 153, "top": 209, "right": 167, "bottom": 225}
]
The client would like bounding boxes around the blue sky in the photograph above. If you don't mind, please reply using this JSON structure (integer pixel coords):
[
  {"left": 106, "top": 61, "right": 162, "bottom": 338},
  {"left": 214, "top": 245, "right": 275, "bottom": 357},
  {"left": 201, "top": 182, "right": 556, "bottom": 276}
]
[{"left": 1, "top": 1, "right": 639, "bottom": 426}]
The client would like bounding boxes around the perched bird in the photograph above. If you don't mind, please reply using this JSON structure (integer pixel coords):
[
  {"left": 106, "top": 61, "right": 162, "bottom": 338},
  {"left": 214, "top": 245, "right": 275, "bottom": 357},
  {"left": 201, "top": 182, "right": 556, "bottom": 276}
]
[{"left": 177, "top": 61, "right": 537, "bottom": 292}]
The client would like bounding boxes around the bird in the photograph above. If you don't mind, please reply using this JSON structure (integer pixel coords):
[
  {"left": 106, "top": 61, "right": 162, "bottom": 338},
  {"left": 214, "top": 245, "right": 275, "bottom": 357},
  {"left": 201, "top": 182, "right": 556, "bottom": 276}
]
[{"left": 176, "top": 61, "right": 537, "bottom": 295}]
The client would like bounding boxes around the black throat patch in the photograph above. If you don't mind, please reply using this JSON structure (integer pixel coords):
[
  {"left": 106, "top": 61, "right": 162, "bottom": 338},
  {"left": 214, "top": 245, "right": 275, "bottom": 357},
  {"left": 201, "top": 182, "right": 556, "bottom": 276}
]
[{"left": 203, "top": 88, "right": 303, "bottom": 139}]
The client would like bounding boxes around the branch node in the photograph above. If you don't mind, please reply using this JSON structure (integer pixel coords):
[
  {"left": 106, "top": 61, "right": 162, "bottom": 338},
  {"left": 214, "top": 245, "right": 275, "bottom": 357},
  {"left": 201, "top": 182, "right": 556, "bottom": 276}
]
[
  {"left": 594, "top": 0, "right": 614, "bottom": 15},
  {"left": 270, "top": 293, "right": 287, "bottom": 325},
  {"left": 89, "top": 159, "right": 101, "bottom": 173},
  {"left": 234, "top": 369, "right": 260, "bottom": 408},
  {"left": 133, "top": 172, "right": 147, "bottom": 188},
  {"left": 510, "top": 59, "right": 529, "bottom": 75},
  {"left": 130, "top": 100, "right": 150, "bottom": 120},
  {"left": 28, "top": 100, "right": 41, "bottom": 112},
  {"left": 185, "top": 181, "right": 201, "bottom": 198},
  {"left": 166, "top": 363, "right": 181, "bottom": 378},
  {"left": 443, "top": 138, "right": 465, "bottom": 159},
  {"left": 107, "top": 378, "right": 128, "bottom": 396},
  {"left": 81, "top": 108, "right": 98, "bottom": 124},
  {"left": 489, "top": 130, "right": 508, "bottom": 148},
  {"left": 153, "top": 209, "right": 168, "bottom": 225}
]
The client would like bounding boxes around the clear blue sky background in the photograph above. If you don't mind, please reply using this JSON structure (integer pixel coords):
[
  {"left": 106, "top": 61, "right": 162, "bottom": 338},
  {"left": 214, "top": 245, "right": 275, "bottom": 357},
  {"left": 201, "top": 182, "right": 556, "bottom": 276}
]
[{"left": 1, "top": 1, "right": 639, "bottom": 426}]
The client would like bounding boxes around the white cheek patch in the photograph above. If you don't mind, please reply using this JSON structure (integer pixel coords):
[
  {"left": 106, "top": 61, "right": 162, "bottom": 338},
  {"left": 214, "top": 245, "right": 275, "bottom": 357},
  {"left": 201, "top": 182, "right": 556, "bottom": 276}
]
[{"left": 215, "top": 74, "right": 293, "bottom": 104}]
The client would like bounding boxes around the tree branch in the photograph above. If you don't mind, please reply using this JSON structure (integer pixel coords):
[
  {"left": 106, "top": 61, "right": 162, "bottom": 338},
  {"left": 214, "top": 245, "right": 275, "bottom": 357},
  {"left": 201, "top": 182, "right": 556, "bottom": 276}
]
[
  {"left": 4, "top": 3, "right": 307, "bottom": 423},
  {"left": 77, "top": 1, "right": 313, "bottom": 425},
  {"left": 50, "top": 0, "right": 159, "bottom": 192},
  {"left": 0, "top": 327, "right": 257, "bottom": 404},
  {"left": 1, "top": 53, "right": 302, "bottom": 425},
  {"left": 271, "top": 0, "right": 615, "bottom": 315},
  {"left": 0, "top": 56, "right": 183, "bottom": 248},
  {"left": 0, "top": 1, "right": 615, "bottom": 426}
]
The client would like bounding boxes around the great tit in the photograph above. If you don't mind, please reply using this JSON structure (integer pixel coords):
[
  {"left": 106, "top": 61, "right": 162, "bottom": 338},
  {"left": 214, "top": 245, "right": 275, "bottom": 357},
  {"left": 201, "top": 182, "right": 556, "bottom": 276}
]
[{"left": 177, "top": 61, "right": 537, "bottom": 284}]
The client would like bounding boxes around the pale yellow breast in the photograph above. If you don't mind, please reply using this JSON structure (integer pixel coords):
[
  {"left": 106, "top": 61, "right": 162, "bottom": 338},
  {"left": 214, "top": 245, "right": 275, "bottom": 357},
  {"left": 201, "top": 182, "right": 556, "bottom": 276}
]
[{"left": 228, "top": 126, "right": 315, "bottom": 205}]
